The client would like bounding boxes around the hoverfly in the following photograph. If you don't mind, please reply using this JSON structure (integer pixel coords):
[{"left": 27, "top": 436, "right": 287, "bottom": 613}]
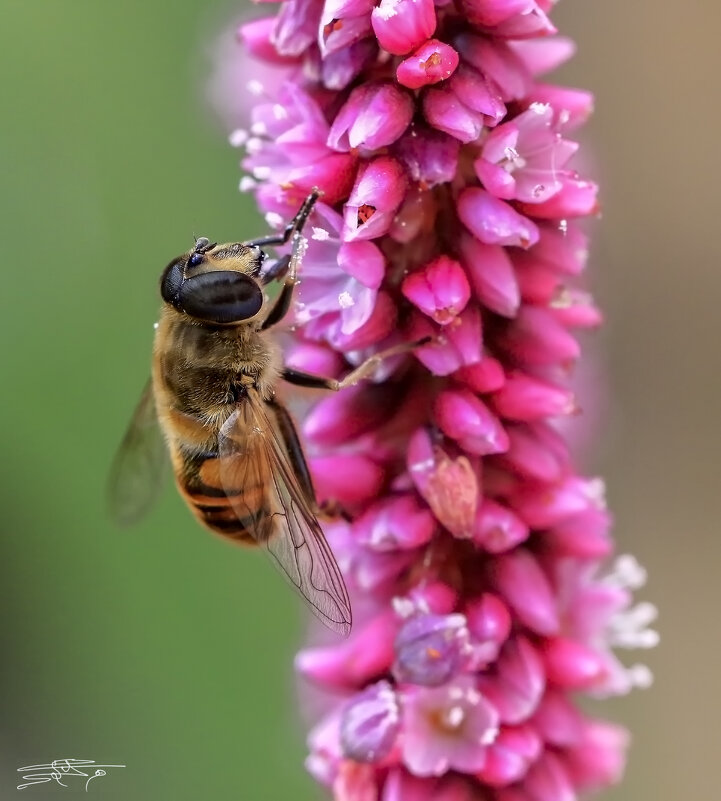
[{"left": 109, "top": 191, "right": 425, "bottom": 636}]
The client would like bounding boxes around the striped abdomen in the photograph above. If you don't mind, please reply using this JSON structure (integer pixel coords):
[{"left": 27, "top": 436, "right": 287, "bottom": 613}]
[{"left": 172, "top": 437, "right": 259, "bottom": 545}]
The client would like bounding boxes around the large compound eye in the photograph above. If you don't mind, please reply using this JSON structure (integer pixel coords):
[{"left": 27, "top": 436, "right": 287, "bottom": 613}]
[
  {"left": 160, "top": 258, "right": 184, "bottom": 305},
  {"left": 177, "top": 271, "right": 263, "bottom": 323}
]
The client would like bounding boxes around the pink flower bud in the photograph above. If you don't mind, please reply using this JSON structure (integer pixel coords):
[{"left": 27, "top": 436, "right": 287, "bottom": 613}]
[
  {"left": 499, "top": 422, "right": 569, "bottom": 483},
  {"left": 454, "top": 358, "right": 506, "bottom": 394},
  {"left": 478, "top": 637, "right": 545, "bottom": 725},
  {"left": 522, "top": 753, "right": 575, "bottom": 801},
  {"left": 477, "top": 724, "right": 542, "bottom": 786},
  {"left": 491, "top": 372, "right": 575, "bottom": 420},
  {"left": 397, "top": 39, "right": 459, "bottom": 89},
  {"left": 328, "top": 83, "right": 414, "bottom": 153},
  {"left": 311, "top": 453, "right": 385, "bottom": 508},
  {"left": 393, "top": 612, "right": 472, "bottom": 686},
  {"left": 542, "top": 637, "right": 608, "bottom": 689},
  {"left": 344, "top": 156, "right": 408, "bottom": 240},
  {"left": 371, "top": 0, "right": 436, "bottom": 55},
  {"left": 395, "top": 125, "right": 460, "bottom": 188},
  {"left": 458, "top": 233, "right": 520, "bottom": 317},
  {"left": 239, "top": 17, "right": 300, "bottom": 64},
  {"left": 402, "top": 256, "right": 471, "bottom": 325},
  {"left": 466, "top": 593, "right": 512, "bottom": 649},
  {"left": 474, "top": 499, "right": 529, "bottom": 553},
  {"left": 458, "top": 188, "right": 539, "bottom": 249},
  {"left": 410, "top": 304, "right": 483, "bottom": 376},
  {"left": 296, "top": 609, "right": 398, "bottom": 689},
  {"left": 491, "top": 549, "right": 560, "bottom": 636},
  {"left": 498, "top": 306, "right": 580, "bottom": 366},
  {"left": 566, "top": 719, "right": 629, "bottom": 791},
  {"left": 434, "top": 388, "right": 509, "bottom": 456},
  {"left": 354, "top": 494, "right": 437, "bottom": 550},
  {"left": 340, "top": 680, "right": 401, "bottom": 762}
]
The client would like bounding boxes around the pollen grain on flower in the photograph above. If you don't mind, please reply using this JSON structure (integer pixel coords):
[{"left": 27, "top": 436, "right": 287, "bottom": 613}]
[{"left": 221, "top": 0, "right": 656, "bottom": 798}]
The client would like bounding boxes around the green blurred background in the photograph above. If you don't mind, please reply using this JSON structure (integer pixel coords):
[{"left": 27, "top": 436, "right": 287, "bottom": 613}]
[{"left": 1, "top": 0, "right": 718, "bottom": 799}]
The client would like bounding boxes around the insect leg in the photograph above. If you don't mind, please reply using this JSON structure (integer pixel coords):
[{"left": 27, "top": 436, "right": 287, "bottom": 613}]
[
  {"left": 282, "top": 337, "right": 432, "bottom": 390},
  {"left": 267, "top": 398, "right": 316, "bottom": 502},
  {"left": 260, "top": 254, "right": 291, "bottom": 286},
  {"left": 243, "top": 189, "right": 320, "bottom": 248}
]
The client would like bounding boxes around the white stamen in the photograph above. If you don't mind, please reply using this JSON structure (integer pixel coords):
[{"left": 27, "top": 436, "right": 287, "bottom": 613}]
[
  {"left": 312, "top": 227, "right": 330, "bottom": 241},
  {"left": 252, "top": 166, "right": 271, "bottom": 180},
  {"left": 338, "top": 291, "right": 354, "bottom": 309},
  {"left": 250, "top": 121, "right": 267, "bottom": 136},
  {"left": 559, "top": 219, "right": 568, "bottom": 234},
  {"left": 608, "top": 601, "right": 659, "bottom": 650},
  {"left": 228, "top": 128, "right": 248, "bottom": 147},
  {"left": 245, "top": 137, "right": 265, "bottom": 155},
  {"left": 264, "top": 211, "right": 284, "bottom": 229},
  {"left": 529, "top": 101, "right": 550, "bottom": 115},
  {"left": 392, "top": 597, "right": 416, "bottom": 619},
  {"left": 481, "top": 725, "right": 499, "bottom": 745},
  {"left": 273, "top": 104, "right": 288, "bottom": 120},
  {"left": 444, "top": 705, "right": 465, "bottom": 728},
  {"left": 239, "top": 176, "right": 257, "bottom": 193},
  {"left": 603, "top": 554, "right": 648, "bottom": 591},
  {"left": 628, "top": 664, "right": 654, "bottom": 689},
  {"left": 247, "top": 80, "right": 264, "bottom": 96},
  {"left": 583, "top": 477, "right": 607, "bottom": 509}
]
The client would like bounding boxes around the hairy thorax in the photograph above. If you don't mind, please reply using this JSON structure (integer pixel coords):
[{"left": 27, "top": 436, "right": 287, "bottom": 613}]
[{"left": 152, "top": 307, "right": 281, "bottom": 443}]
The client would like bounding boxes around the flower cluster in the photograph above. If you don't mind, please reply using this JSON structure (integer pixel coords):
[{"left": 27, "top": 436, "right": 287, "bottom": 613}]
[{"left": 223, "top": 1, "right": 657, "bottom": 799}]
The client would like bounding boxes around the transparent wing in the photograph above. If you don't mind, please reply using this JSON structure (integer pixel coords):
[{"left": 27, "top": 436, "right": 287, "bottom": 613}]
[
  {"left": 218, "top": 391, "right": 352, "bottom": 636},
  {"left": 108, "top": 379, "right": 168, "bottom": 525}
]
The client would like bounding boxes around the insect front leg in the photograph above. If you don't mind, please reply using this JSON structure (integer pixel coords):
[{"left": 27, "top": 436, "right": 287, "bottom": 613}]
[
  {"left": 243, "top": 189, "right": 320, "bottom": 249},
  {"left": 282, "top": 337, "right": 432, "bottom": 391}
]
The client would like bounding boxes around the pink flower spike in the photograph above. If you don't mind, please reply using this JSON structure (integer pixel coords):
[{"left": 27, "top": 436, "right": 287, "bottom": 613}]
[
  {"left": 343, "top": 156, "right": 408, "bottom": 240},
  {"left": 434, "top": 388, "right": 509, "bottom": 456},
  {"left": 397, "top": 39, "right": 460, "bottom": 89},
  {"left": 402, "top": 255, "right": 471, "bottom": 325},
  {"left": 458, "top": 189, "right": 539, "bottom": 249},
  {"left": 229, "top": 0, "right": 654, "bottom": 796},
  {"left": 407, "top": 427, "right": 480, "bottom": 538},
  {"left": 401, "top": 676, "right": 499, "bottom": 776},
  {"left": 328, "top": 83, "right": 414, "bottom": 153},
  {"left": 371, "top": 0, "right": 436, "bottom": 56}
]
